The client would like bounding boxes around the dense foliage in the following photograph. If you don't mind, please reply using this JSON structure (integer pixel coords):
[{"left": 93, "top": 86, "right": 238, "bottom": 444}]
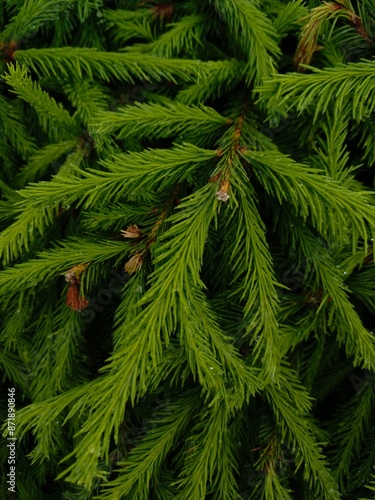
[{"left": 0, "top": 0, "right": 375, "bottom": 498}]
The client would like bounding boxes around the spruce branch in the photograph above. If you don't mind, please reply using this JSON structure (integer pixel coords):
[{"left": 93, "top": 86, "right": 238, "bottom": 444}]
[
  {"left": 4, "top": 63, "right": 79, "bottom": 142},
  {"left": 0, "top": 148, "right": 86, "bottom": 264},
  {"left": 54, "top": 347, "right": 179, "bottom": 487},
  {"left": 1, "top": 288, "right": 36, "bottom": 352},
  {"left": 14, "top": 342, "right": 188, "bottom": 488},
  {"left": 111, "top": 184, "right": 259, "bottom": 402},
  {"left": 210, "top": 0, "right": 280, "bottom": 85},
  {"left": 99, "top": 390, "right": 201, "bottom": 499},
  {"left": 29, "top": 302, "right": 87, "bottom": 401},
  {"left": 102, "top": 7, "right": 155, "bottom": 44},
  {"left": 17, "top": 144, "right": 217, "bottom": 208},
  {"left": 0, "top": 176, "right": 18, "bottom": 202},
  {"left": 14, "top": 345, "right": 155, "bottom": 488},
  {"left": 264, "top": 365, "right": 340, "bottom": 499},
  {"left": 310, "top": 116, "right": 353, "bottom": 181},
  {"left": 258, "top": 61, "right": 375, "bottom": 121},
  {"left": 0, "top": 238, "right": 129, "bottom": 296},
  {"left": 0, "top": 203, "right": 59, "bottom": 264},
  {"left": 228, "top": 169, "right": 280, "bottom": 380},
  {"left": 82, "top": 201, "right": 158, "bottom": 233},
  {"left": 17, "top": 139, "right": 79, "bottom": 185},
  {"left": 27, "top": 182, "right": 253, "bottom": 487},
  {"left": 280, "top": 220, "right": 375, "bottom": 371},
  {"left": 130, "top": 14, "right": 207, "bottom": 58},
  {"left": 210, "top": 110, "right": 281, "bottom": 380},
  {"left": 356, "top": 116, "right": 375, "bottom": 164},
  {"left": 252, "top": 433, "right": 294, "bottom": 500},
  {"left": 92, "top": 102, "right": 229, "bottom": 140},
  {"left": 273, "top": 0, "right": 307, "bottom": 37},
  {"left": 177, "top": 286, "right": 260, "bottom": 404},
  {"left": 63, "top": 78, "right": 111, "bottom": 128},
  {"left": 0, "top": 145, "right": 215, "bottom": 263},
  {"left": 241, "top": 149, "right": 375, "bottom": 249},
  {"left": 14, "top": 47, "right": 210, "bottom": 83},
  {"left": 331, "top": 381, "right": 375, "bottom": 484},
  {"left": 294, "top": 1, "right": 354, "bottom": 69},
  {"left": 0, "top": 0, "right": 73, "bottom": 43},
  {"left": 176, "top": 59, "right": 245, "bottom": 105},
  {"left": 261, "top": 468, "right": 293, "bottom": 500},
  {"left": 0, "top": 0, "right": 103, "bottom": 44},
  {"left": 0, "top": 348, "right": 29, "bottom": 390},
  {"left": 172, "top": 401, "right": 239, "bottom": 499},
  {"left": 347, "top": 266, "right": 375, "bottom": 313},
  {"left": 0, "top": 94, "right": 36, "bottom": 159}
]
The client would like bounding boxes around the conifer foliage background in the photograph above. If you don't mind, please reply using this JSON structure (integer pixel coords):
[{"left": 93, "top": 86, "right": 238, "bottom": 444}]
[{"left": 0, "top": 0, "right": 375, "bottom": 498}]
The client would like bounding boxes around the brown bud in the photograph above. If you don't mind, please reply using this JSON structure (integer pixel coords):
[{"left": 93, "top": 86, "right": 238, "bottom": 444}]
[
  {"left": 215, "top": 179, "right": 230, "bottom": 202},
  {"left": 66, "top": 283, "right": 89, "bottom": 311},
  {"left": 152, "top": 4, "right": 173, "bottom": 21},
  {"left": 64, "top": 263, "right": 89, "bottom": 284},
  {"left": 121, "top": 225, "right": 142, "bottom": 239},
  {"left": 124, "top": 253, "right": 143, "bottom": 274}
]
